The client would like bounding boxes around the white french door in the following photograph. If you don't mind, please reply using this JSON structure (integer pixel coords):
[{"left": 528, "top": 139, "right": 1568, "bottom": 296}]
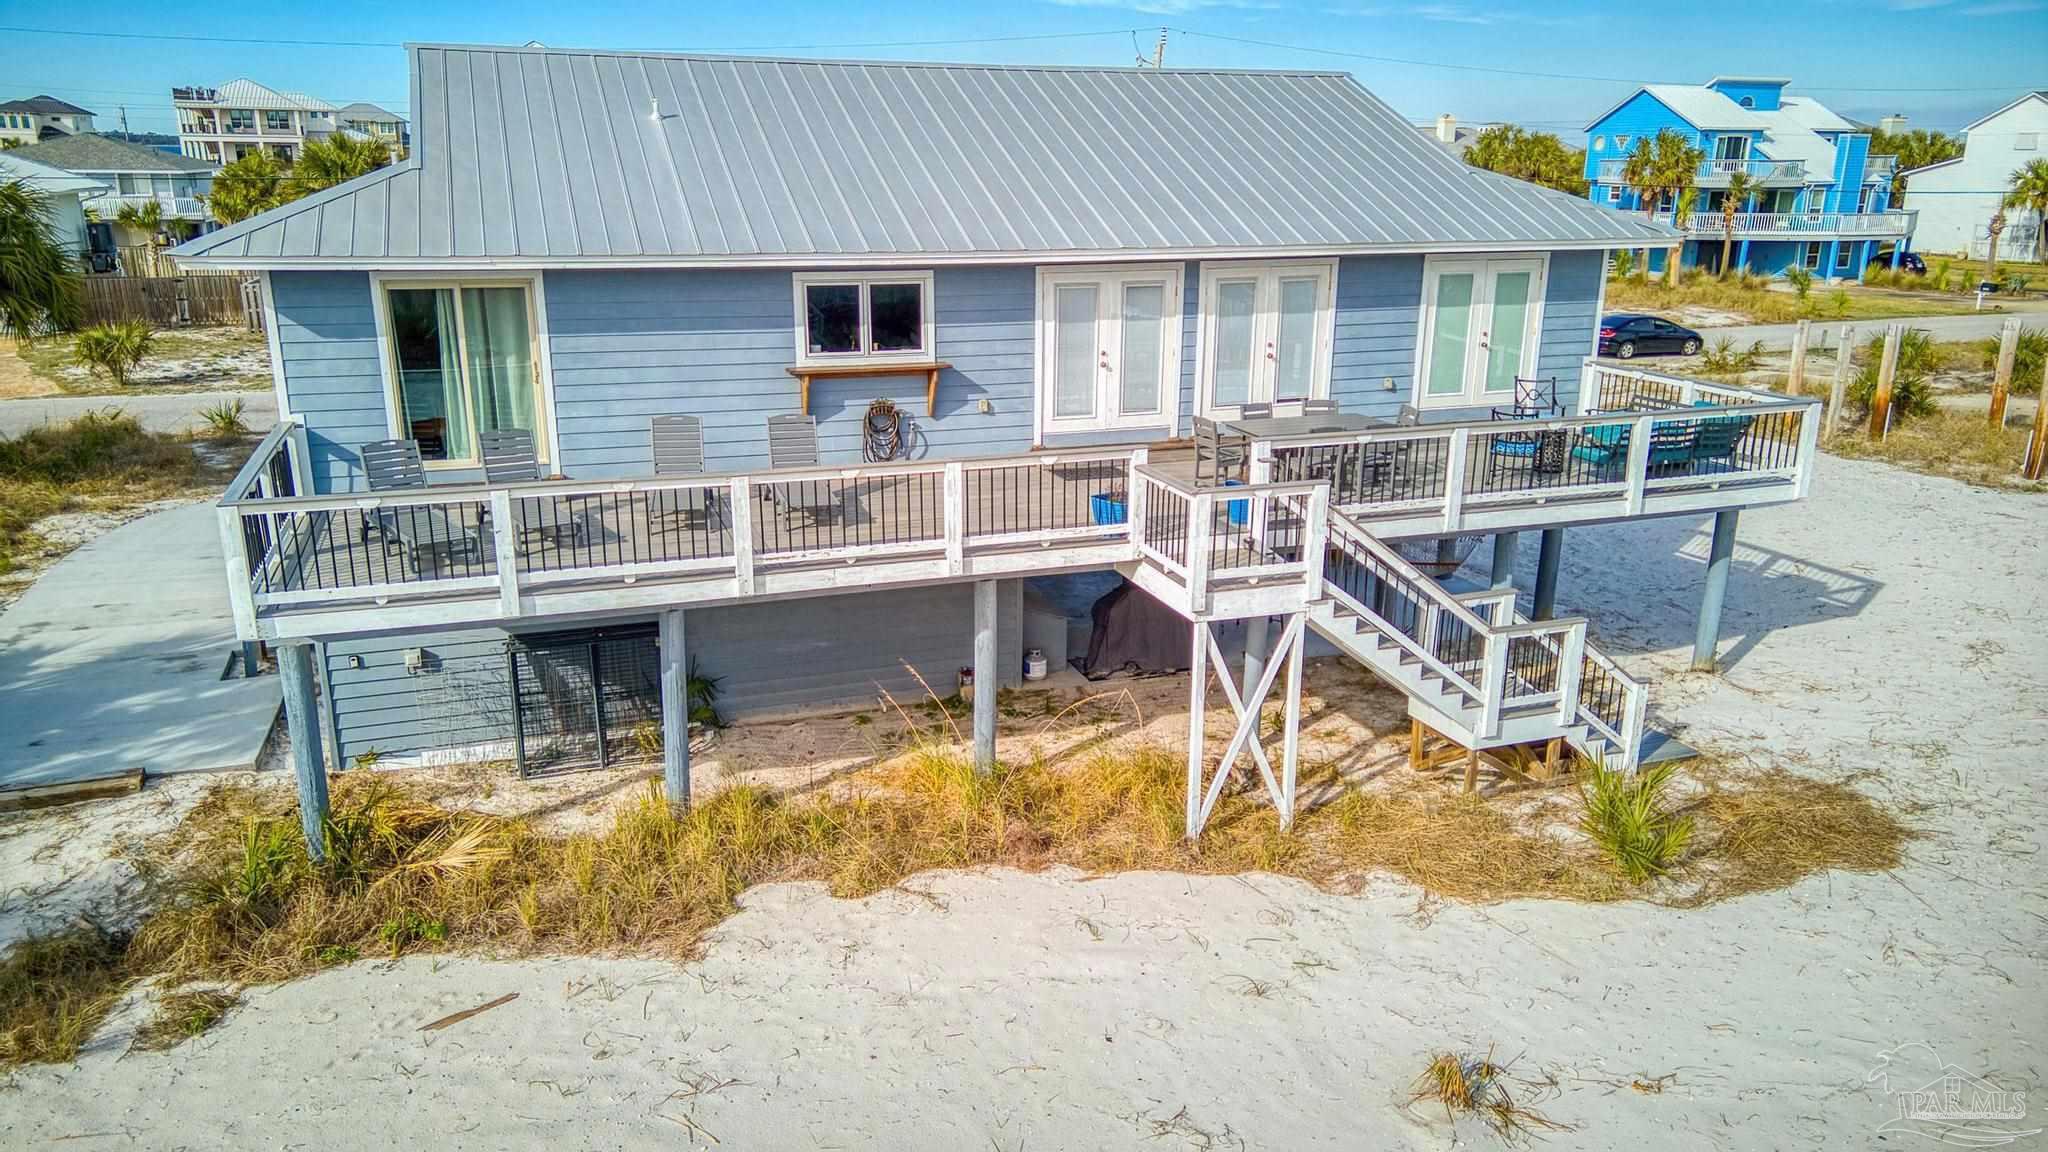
[
  {"left": 1415, "top": 255, "right": 1547, "bottom": 409},
  {"left": 1196, "top": 260, "right": 1336, "bottom": 417},
  {"left": 1038, "top": 266, "right": 1181, "bottom": 435}
]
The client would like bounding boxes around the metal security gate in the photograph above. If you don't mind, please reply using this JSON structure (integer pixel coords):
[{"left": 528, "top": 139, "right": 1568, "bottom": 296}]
[{"left": 507, "top": 624, "right": 662, "bottom": 777}]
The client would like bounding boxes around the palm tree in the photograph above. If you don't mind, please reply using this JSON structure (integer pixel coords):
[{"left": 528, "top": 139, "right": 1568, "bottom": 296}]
[
  {"left": 208, "top": 150, "right": 290, "bottom": 225},
  {"left": 1717, "top": 169, "right": 1758, "bottom": 279},
  {"left": 1983, "top": 208, "right": 2006, "bottom": 285},
  {"left": 2002, "top": 158, "right": 2048, "bottom": 266},
  {"left": 1870, "top": 127, "right": 1962, "bottom": 205},
  {"left": 1648, "top": 129, "right": 1706, "bottom": 284},
  {"left": 0, "top": 179, "right": 83, "bottom": 341},
  {"left": 1620, "top": 138, "right": 1661, "bottom": 276},
  {"left": 115, "top": 198, "right": 164, "bottom": 242},
  {"left": 1462, "top": 124, "right": 1590, "bottom": 196},
  {"left": 288, "top": 134, "right": 392, "bottom": 198}
]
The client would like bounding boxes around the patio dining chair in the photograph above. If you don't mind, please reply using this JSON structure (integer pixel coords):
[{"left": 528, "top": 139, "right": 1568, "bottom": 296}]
[
  {"left": 1301, "top": 398, "right": 1340, "bottom": 417},
  {"left": 1484, "top": 406, "right": 1545, "bottom": 482},
  {"left": 481, "top": 427, "right": 586, "bottom": 549},
  {"left": 765, "top": 413, "right": 841, "bottom": 526},
  {"left": 650, "top": 414, "right": 722, "bottom": 530},
  {"left": 1193, "top": 416, "right": 1249, "bottom": 486}
]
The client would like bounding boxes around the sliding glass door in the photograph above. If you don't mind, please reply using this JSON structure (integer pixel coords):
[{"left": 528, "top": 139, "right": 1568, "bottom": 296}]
[
  {"left": 1039, "top": 266, "right": 1181, "bottom": 435},
  {"left": 1196, "top": 260, "right": 1336, "bottom": 417},
  {"left": 1414, "top": 256, "right": 1547, "bottom": 409},
  {"left": 382, "top": 281, "right": 543, "bottom": 464}
]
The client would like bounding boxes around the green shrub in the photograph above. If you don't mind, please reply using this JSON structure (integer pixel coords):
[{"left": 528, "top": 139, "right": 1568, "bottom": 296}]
[
  {"left": 70, "top": 322, "right": 155, "bottom": 387},
  {"left": 1611, "top": 250, "right": 1635, "bottom": 279},
  {"left": 1580, "top": 763, "right": 1695, "bottom": 884},
  {"left": 1849, "top": 328, "right": 1942, "bottom": 422},
  {"left": 1981, "top": 324, "right": 2047, "bottom": 394},
  {"left": 1785, "top": 266, "right": 1813, "bottom": 300},
  {"left": 1700, "top": 336, "right": 1764, "bottom": 374},
  {"left": 197, "top": 397, "right": 248, "bottom": 439}
]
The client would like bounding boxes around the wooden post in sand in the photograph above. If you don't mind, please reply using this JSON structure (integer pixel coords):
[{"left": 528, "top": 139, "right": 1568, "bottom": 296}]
[
  {"left": 1824, "top": 325, "right": 1854, "bottom": 444},
  {"left": 1868, "top": 324, "right": 1902, "bottom": 441},
  {"left": 2027, "top": 358, "right": 2048, "bottom": 481},
  {"left": 1787, "top": 319, "right": 1810, "bottom": 396},
  {"left": 1989, "top": 317, "right": 2019, "bottom": 429}
]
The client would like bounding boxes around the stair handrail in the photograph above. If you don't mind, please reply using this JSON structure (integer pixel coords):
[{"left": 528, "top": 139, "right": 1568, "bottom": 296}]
[
  {"left": 1489, "top": 598, "right": 1647, "bottom": 771},
  {"left": 1321, "top": 509, "right": 1499, "bottom": 709}
]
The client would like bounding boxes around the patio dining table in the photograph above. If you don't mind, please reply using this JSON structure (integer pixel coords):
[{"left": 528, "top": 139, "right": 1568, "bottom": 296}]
[{"left": 1223, "top": 412, "right": 1385, "bottom": 440}]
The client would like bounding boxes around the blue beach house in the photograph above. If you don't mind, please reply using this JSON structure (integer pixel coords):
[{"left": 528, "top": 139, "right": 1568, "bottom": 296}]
[
  {"left": 174, "top": 43, "right": 1825, "bottom": 842},
  {"left": 1584, "top": 77, "right": 1915, "bottom": 278}
]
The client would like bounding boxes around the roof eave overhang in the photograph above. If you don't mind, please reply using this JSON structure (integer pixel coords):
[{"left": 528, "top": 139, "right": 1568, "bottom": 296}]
[{"left": 173, "top": 236, "right": 1674, "bottom": 273}]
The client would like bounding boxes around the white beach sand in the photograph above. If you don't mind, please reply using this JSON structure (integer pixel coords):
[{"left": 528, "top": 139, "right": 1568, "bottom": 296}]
[{"left": 4, "top": 452, "right": 2045, "bottom": 1150}]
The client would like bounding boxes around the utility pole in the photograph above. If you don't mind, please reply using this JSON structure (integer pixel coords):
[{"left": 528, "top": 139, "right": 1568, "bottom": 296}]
[
  {"left": 1154, "top": 28, "right": 1167, "bottom": 68},
  {"left": 119, "top": 105, "right": 130, "bottom": 139}
]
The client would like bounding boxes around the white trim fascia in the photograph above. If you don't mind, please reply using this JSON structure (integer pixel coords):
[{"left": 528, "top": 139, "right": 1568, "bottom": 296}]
[
  {"left": 171, "top": 235, "right": 1675, "bottom": 274},
  {"left": 1961, "top": 91, "right": 2048, "bottom": 135},
  {"left": 259, "top": 270, "right": 290, "bottom": 422}
]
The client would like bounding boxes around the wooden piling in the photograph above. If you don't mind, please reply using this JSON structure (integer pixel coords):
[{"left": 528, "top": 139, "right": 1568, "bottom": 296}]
[
  {"left": 1787, "top": 319, "right": 1810, "bottom": 396},
  {"left": 1990, "top": 317, "right": 2019, "bottom": 429},
  {"left": 1869, "top": 323, "right": 1902, "bottom": 441},
  {"left": 1824, "top": 325, "right": 1854, "bottom": 444},
  {"left": 2027, "top": 358, "right": 2048, "bottom": 482}
]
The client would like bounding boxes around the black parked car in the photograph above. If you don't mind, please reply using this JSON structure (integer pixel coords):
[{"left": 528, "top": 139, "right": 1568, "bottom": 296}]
[
  {"left": 1599, "top": 314, "right": 1702, "bottom": 359},
  {"left": 1867, "top": 248, "right": 1926, "bottom": 275}
]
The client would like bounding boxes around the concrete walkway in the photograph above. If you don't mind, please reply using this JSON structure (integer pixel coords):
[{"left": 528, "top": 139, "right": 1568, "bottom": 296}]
[
  {"left": 0, "top": 503, "right": 280, "bottom": 793},
  {"left": 1701, "top": 305, "right": 2048, "bottom": 351},
  {"left": 0, "top": 390, "right": 278, "bottom": 438}
]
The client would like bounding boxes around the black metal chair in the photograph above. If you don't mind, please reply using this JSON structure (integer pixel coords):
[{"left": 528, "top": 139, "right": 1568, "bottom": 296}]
[
  {"left": 765, "top": 413, "right": 840, "bottom": 525},
  {"left": 650, "top": 415, "right": 721, "bottom": 529},
  {"left": 1485, "top": 406, "right": 1545, "bottom": 481}
]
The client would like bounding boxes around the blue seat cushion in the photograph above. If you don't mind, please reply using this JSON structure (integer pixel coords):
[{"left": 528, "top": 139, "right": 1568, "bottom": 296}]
[
  {"left": 1581, "top": 424, "right": 1629, "bottom": 448},
  {"left": 1489, "top": 440, "right": 1539, "bottom": 457}
]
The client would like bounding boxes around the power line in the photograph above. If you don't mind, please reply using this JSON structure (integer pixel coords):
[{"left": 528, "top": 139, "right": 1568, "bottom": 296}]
[{"left": 1166, "top": 28, "right": 2038, "bottom": 93}]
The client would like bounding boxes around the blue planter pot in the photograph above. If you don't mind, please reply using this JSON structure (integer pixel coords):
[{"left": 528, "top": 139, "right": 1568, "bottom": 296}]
[{"left": 1090, "top": 493, "right": 1127, "bottom": 525}]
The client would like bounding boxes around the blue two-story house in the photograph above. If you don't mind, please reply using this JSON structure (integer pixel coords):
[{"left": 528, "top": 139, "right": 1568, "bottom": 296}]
[
  {"left": 1584, "top": 76, "right": 1914, "bottom": 279},
  {"left": 172, "top": 44, "right": 1825, "bottom": 846}
]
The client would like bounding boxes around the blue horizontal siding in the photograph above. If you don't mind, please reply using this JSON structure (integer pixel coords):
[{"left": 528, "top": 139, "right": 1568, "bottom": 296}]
[
  {"left": 271, "top": 270, "right": 385, "bottom": 494},
  {"left": 322, "top": 583, "right": 1026, "bottom": 765},
  {"left": 546, "top": 266, "right": 1036, "bottom": 476}
]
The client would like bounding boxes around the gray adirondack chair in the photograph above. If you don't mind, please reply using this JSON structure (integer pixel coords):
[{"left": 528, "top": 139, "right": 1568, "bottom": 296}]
[
  {"left": 359, "top": 438, "right": 425, "bottom": 545},
  {"left": 765, "top": 414, "right": 840, "bottom": 525},
  {"left": 650, "top": 415, "right": 721, "bottom": 529},
  {"left": 358, "top": 438, "right": 481, "bottom": 571}
]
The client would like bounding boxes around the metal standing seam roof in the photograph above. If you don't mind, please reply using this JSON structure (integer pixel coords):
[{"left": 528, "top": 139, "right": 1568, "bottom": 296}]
[{"left": 173, "top": 43, "right": 1674, "bottom": 267}]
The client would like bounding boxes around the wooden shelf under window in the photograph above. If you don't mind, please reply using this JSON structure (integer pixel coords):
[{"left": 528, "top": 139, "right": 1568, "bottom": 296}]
[{"left": 785, "top": 361, "right": 951, "bottom": 417}]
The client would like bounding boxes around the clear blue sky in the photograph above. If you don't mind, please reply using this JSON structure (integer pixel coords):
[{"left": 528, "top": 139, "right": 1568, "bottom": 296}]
[{"left": 2, "top": 1, "right": 2041, "bottom": 139}]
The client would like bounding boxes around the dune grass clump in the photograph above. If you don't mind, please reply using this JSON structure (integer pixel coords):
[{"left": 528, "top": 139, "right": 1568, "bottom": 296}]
[
  {"left": 1827, "top": 409, "right": 2043, "bottom": 490},
  {"left": 1411, "top": 1046, "right": 1570, "bottom": 1142},
  {"left": 1678, "top": 766, "right": 1916, "bottom": 906},
  {"left": 0, "top": 409, "right": 221, "bottom": 575},
  {"left": 0, "top": 926, "right": 131, "bottom": 1066},
  {"left": 132, "top": 988, "right": 240, "bottom": 1051}
]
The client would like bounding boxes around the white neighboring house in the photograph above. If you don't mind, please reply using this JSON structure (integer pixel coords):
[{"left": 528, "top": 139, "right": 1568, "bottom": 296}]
[
  {"left": 173, "top": 79, "right": 340, "bottom": 165},
  {"left": 336, "top": 102, "right": 409, "bottom": 159},
  {"left": 0, "top": 95, "right": 96, "bottom": 146},
  {"left": 1900, "top": 91, "right": 2047, "bottom": 262},
  {"left": 0, "top": 150, "right": 106, "bottom": 256}
]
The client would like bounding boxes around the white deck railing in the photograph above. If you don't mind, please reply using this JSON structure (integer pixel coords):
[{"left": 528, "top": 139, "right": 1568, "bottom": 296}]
[{"left": 1655, "top": 210, "right": 1913, "bottom": 238}]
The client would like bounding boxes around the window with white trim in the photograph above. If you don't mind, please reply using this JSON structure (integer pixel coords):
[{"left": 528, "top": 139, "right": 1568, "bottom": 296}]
[
  {"left": 1606, "top": 184, "right": 1622, "bottom": 204},
  {"left": 791, "top": 272, "right": 935, "bottom": 367},
  {"left": 2017, "top": 132, "right": 2039, "bottom": 151},
  {"left": 1614, "top": 134, "right": 1631, "bottom": 150},
  {"left": 1413, "top": 255, "right": 1548, "bottom": 410},
  {"left": 377, "top": 278, "right": 547, "bottom": 467},
  {"left": 1803, "top": 242, "right": 1823, "bottom": 270},
  {"left": 1593, "top": 135, "right": 1606, "bottom": 151}
]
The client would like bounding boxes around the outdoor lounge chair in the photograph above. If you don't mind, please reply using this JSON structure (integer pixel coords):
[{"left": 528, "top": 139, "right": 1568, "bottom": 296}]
[
  {"left": 650, "top": 415, "right": 721, "bottom": 529},
  {"left": 1571, "top": 419, "right": 1703, "bottom": 472},
  {"left": 480, "top": 428, "right": 585, "bottom": 549},
  {"left": 359, "top": 438, "right": 425, "bottom": 545},
  {"left": 1687, "top": 401, "right": 1755, "bottom": 468},
  {"left": 765, "top": 413, "right": 840, "bottom": 526},
  {"left": 358, "top": 437, "right": 482, "bottom": 572}
]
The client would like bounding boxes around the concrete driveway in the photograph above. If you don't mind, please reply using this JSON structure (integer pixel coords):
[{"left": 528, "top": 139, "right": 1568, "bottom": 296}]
[
  {"left": 1700, "top": 305, "right": 2048, "bottom": 351},
  {"left": 0, "top": 503, "right": 280, "bottom": 794},
  {"left": 0, "top": 390, "right": 278, "bottom": 438}
]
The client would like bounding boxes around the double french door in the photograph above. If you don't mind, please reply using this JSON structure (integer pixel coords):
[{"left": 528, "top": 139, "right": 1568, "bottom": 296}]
[
  {"left": 1039, "top": 266, "right": 1182, "bottom": 435},
  {"left": 1196, "top": 260, "right": 1335, "bottom": 416},
  {"left": 1415, "top": 256, "right": 1547, "bottom": 409}
]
